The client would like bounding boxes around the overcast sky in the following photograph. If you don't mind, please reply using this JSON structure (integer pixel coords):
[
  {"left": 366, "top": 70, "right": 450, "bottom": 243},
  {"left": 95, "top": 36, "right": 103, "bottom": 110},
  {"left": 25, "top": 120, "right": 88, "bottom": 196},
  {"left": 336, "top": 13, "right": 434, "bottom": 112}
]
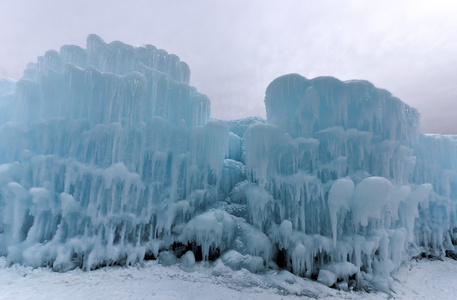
[{"left": 1, "top": 0, "right": 456, "bottom": 134}]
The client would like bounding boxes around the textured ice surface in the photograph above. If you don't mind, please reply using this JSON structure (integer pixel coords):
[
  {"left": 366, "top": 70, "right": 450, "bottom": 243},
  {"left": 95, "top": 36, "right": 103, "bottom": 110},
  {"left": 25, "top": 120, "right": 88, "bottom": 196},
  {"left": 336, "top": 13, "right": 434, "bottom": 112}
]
[{"left": 0, "top": 35, "right": 456, "bottom": 292}]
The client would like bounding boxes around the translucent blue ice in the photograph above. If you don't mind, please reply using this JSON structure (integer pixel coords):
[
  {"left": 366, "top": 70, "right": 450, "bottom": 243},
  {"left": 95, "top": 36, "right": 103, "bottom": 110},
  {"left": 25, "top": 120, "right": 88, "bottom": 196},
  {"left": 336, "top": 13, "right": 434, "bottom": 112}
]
[{"left": 0, "top": 35, "right": 456, "bottom": 292}]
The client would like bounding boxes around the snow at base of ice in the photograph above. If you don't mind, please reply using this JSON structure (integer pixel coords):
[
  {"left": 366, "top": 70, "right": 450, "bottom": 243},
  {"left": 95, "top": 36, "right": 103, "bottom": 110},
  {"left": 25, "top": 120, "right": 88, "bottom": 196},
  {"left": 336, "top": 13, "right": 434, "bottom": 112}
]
[{"left": 1, "top": 257, "right": 457, "bottom": 300}]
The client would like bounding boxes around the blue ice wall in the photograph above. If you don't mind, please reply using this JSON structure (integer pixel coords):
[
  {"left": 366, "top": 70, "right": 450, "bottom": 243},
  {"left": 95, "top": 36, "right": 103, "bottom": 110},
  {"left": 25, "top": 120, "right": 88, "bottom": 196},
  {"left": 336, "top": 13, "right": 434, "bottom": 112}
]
[
  {"left": 0, "top": 35, "right": 226, "bottom": 270},
  {"left": 0, "top": 35, "right": 456, "bottom": 291},
  {"left": 243, "top": 74, "right": 457, "bottom": 286}
]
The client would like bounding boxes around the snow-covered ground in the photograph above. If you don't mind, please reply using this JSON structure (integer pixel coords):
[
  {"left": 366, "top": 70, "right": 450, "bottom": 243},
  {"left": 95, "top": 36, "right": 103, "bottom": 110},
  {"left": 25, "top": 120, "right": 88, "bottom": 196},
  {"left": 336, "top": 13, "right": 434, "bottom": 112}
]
[{"left": 1, "top": 257, "right": 457, "bottom": 300}]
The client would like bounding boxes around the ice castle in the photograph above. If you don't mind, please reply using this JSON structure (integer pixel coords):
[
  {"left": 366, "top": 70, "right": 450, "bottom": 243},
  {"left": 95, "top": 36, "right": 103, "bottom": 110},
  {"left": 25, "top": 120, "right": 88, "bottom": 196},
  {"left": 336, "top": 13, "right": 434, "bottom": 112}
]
[{"left": 0, "top": 35, "right": 456, "bottom": 291}]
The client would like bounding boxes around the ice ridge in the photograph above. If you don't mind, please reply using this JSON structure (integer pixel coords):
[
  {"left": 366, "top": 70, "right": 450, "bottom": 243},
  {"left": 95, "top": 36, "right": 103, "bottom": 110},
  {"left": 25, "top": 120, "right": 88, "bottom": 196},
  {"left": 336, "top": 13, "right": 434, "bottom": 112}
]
[{"left": 0, "top": 35, "right": 456, "bottom": 293}]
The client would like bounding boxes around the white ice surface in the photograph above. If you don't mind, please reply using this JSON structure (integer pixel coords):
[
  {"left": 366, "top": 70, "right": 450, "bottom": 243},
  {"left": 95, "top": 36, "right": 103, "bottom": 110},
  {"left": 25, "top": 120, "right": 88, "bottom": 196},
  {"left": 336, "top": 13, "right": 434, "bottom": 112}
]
[{"left": 1, "top": 258, "right": 457, "bottom": 300}]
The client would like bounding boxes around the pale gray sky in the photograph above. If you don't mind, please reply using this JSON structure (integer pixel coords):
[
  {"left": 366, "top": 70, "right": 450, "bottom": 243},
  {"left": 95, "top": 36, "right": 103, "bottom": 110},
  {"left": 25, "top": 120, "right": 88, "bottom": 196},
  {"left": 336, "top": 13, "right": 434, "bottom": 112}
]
[{"left": 1, "top": 0, "right": 456, "bottom": 133}]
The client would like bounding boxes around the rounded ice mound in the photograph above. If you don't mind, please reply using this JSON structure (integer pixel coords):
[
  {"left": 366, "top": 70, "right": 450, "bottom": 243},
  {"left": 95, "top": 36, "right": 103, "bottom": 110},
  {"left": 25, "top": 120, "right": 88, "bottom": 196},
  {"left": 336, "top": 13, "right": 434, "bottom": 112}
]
[
  {"left": 220, "top": 250, "right": 265, "bottom": 273},
  {"left": 352, "top": 176, "right": 394, "bottom": 227},
  {"left": 317, "top": 269, "right": 337, "bottom": 287},
  {"left": 180, "top": 251, "right": 196, "bottom": 270},
  {"left": 264, "top": 74, "right": 419, "bottom": 140},
  {"left": 158, "top": 251, "right": 177, "bottom": 266},
  {"left": 179, "top": 210, "right": 236, "bottom": 261}
]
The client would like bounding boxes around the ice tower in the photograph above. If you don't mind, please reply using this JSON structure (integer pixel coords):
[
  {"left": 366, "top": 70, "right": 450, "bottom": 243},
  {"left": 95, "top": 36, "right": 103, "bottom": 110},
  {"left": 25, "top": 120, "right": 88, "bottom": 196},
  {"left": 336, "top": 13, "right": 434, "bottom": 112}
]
[{"left": 0, "top": 35, "right": 456, "bottom": 292}]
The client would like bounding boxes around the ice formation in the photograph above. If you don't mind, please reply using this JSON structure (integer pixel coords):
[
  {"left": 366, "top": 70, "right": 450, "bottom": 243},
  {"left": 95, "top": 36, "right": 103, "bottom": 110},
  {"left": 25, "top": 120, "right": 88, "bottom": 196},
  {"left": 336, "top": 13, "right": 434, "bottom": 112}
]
[{"left": 1, "top": 35, "right": 456, "bottom": 292}]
